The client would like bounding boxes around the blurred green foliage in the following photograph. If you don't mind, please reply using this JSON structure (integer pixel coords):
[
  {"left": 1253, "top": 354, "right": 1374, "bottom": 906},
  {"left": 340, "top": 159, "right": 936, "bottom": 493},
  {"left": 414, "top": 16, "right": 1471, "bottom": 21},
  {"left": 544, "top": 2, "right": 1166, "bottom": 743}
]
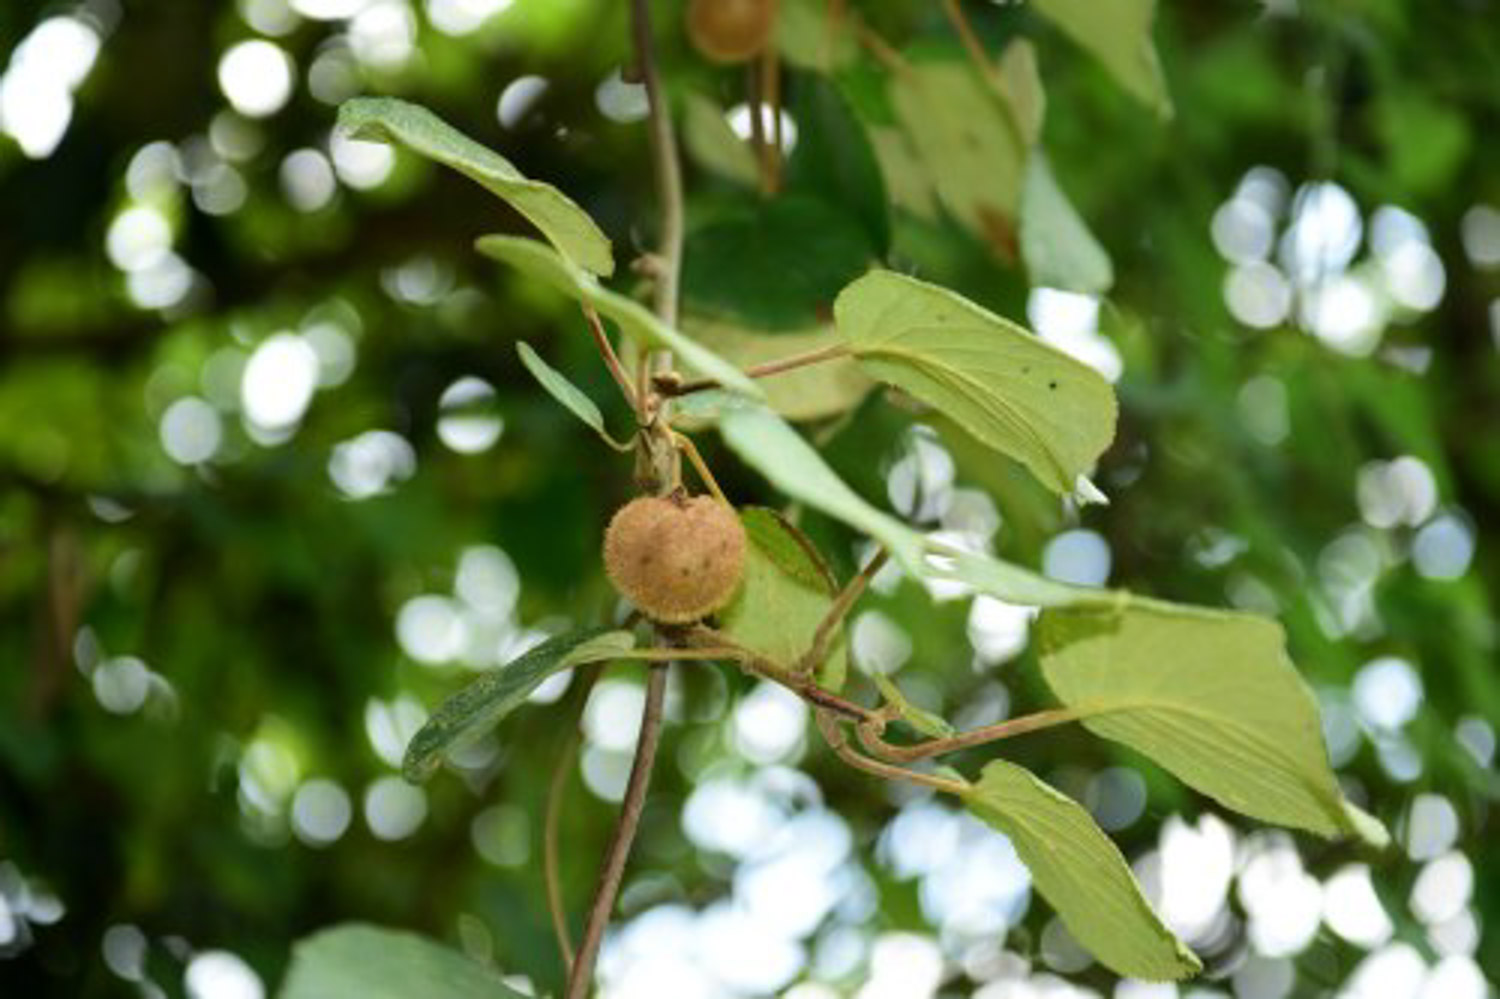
[{"left": 1, "top": 0, "right": 1497, "bottom": 996}]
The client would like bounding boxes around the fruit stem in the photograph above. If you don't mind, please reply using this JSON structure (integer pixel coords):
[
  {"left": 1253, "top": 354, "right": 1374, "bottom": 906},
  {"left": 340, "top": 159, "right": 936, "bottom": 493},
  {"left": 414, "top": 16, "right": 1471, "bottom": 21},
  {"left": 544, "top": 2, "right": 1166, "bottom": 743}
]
[{"left": 660, "top": 342, "right": 853, "bottom": 398}]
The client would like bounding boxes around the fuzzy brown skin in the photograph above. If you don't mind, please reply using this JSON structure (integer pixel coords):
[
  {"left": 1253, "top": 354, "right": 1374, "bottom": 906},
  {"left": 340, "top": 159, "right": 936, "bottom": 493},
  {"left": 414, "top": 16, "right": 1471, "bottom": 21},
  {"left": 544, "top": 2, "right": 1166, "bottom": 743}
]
[
  {"left": 604, "top": 494, "right": 746, "bottom": 624},
  {"left": 686, "top": 0, "right": 778, "bottom": 64}
]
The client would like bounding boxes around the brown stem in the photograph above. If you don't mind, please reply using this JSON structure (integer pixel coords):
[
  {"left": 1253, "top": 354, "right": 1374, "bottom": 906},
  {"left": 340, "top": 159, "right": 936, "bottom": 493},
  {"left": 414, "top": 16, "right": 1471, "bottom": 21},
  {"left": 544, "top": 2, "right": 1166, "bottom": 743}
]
[
  {"left": 678, "top": 627, "right": 882, "bottom": 724},
  {"left": 815, "top": 710, "right": 969, "bottom": 795},
  {"left": 857, "top": 706, "right": 1091, "bottom": 763},
  {"left": 661, "top": 343, "right": 853, "bottom": 397},
  {"left": 564, "top": 662, "right": 669, "bottom": 999},
  {"left": 798, "top": 547, "right": 888, "bottom": 676},
  {"left": 761, "top": 45, "right": 783, "bottom": 194},
  {"left": 630, "top": 0, "right": 683, "bottom": 333},
  {"left": 582, "top": 304, "right": 642, "bottom": 419},
  {"left": 942, "top": 0, "right": 995, "bottom": 87}
]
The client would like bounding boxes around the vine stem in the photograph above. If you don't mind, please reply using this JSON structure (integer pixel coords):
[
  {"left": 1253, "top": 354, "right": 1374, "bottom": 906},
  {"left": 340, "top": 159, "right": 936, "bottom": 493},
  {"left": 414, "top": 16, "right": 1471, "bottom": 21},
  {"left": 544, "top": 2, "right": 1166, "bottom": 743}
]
[
  {"left": 582, "top": 304, "right": 641, "bottom": 419},
  {"left": 563, "top": 663, "right": 668, "bottom": 999},
  {"left": 856, "top": 705, "right": 1093, "bottom": 763},
  {"left": 660, "top": 343, "right": 852, "bottom": 397},
  {"left": 562, "top": 4, "right": 683, "bottom": 995},
  {"left": 797, "top": 547, "right": 888, "bottom": 676},
  {"left": 814, "top": 710, "right": 970, "bottom": 796}
]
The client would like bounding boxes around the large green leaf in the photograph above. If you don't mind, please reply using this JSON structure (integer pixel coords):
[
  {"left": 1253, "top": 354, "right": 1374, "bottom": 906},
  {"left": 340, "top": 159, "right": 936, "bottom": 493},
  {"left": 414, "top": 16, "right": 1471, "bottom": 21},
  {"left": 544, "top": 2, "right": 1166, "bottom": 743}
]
[
  {"left": 280, "top": 924, "right": 528, "bottom": 999},
  {"left": 1019, "top": 152, "right": 1114, "bottom": 294},
  {"left": 964, "top": 761, "right": 1201, "bottom": 981},
  {"left": 681, "top": 195, "right": 874, "bottom": 328},
  {"left": 1037, "top": 601, "right": 1388, "bottom": 844},
  {"left": 719, "top": 508, "right": 849, "bottom": 691},
  {"left": 834, "top": 270, "right": 1117, "bottom": 498},
  {"left": 403, "top": 626, "right": 634, "bottom": 782},
  {"left": 888, "top": 59, "right": 1024, "bottom": 253},
  {"left": 475, "top": 235, "right": 762, "bottom": 398},
  {"left": 1031, "top": 0, "right": 1172, "bottom": 118},
  {"left": 515, "top": 342, "right": 632, "bottom": 450},
  {"left": 683, "top": 317, "right": 872, "bottom": 422},
  {"left": 338, "top": 97, "right": 613, "bottom": 276}
]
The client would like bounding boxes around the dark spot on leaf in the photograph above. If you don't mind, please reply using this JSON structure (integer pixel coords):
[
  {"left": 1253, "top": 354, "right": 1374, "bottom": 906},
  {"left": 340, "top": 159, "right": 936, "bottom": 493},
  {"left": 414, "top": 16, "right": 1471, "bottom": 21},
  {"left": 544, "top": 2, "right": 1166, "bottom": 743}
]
[{"left": 1049, "top": 380, "right": 1058, "bottom": 390}]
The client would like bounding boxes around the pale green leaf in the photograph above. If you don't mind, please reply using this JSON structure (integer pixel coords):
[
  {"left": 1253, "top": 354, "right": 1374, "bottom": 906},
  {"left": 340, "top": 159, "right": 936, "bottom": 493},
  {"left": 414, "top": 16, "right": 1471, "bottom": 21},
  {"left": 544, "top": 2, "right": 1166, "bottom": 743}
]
[
  {"left": 834, "top": 270, "right": 1118, "bottom": 497},
  {"left": 710, "top": 400, "right": 1108, "bottom": 610},
  {"left": 338, "top": 97, "right": 613, "bottom": 276},
  {"left": 279, "top": 924, "right": 529, "bottom": 999},
  {"left": 403, "top": 626, "right": 634, "bottom": 782},
  {"left": 1037, "top": 600, "right": 1387, "bottom": 843},
  {"left": 872, "top": 674, "right": 953, "bottom": 738},
  {"left": 889, "top": 59, "right": 1024, "bottom": 252},
  {"left": 998, "top": 40, "right": 1046, "bottom": 146},
  {"left": 682, "top": 93, "right": 758, "bottom": 186},
  {"left": 775, "top": 0, "right": 857, "bottom": 72},
  {"left": 515, "top": 342, "right": 632, "bottom": 450},
  {"left": 868, "top": 125, "right": 939, "bottom": 221},
  {"left": 475, "top": 235, "right": 763, "bottom": 398},
  {"left": 719, "top": 508, "right": 848, "bottom": 691},
  {"left": 683, "top": 316, "right": 872, "bottom": 422},
  {"left": 713, "top": 400, "right": 927, "bottom": 570},
  {"left": 1032, "top": 0, "right": 1172, "bottom": 118},
  {"left": 964, "top": 761, "right": 1201, "bottom": 981},
  {"left": 1020, "top": 152, "right": 1114, "bottom": 295}
]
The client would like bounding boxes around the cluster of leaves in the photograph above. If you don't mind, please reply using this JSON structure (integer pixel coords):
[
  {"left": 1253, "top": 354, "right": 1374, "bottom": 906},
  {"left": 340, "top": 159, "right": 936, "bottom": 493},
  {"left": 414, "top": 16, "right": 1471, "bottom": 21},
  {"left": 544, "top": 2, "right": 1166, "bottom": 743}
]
[
  {"left": 4, "top": 1, "right": 1498, "bottom": 997},
  {"left": 283, "top": 9, "right": 1391, "bottom": 976}
]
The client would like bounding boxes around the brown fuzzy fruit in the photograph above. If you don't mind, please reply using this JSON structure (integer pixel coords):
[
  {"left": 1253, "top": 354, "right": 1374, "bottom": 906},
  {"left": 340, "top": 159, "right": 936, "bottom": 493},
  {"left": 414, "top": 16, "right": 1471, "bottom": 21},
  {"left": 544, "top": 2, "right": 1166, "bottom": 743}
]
[
  {"left": 686, "top": 0, "right": 778, "bottom": 64},
  {"left": 604, "top": 494, "right": 746, "bottom": 624}
]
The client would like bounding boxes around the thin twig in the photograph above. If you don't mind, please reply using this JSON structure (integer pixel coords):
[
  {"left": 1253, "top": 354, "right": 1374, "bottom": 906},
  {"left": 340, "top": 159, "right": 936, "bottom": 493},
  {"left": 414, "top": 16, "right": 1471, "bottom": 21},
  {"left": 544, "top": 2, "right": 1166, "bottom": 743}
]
[
  {"left": 660, "top": 343, "right": 852, "bottom": 397},
  {"left": 544, "top": 665, "right": 604, "bottom": 970},
  {"left": 857, "top": 705, "right": 1094, "bottom": 763},
  {"left": 941, "top": 0, "right": 996, "bottom": 88},
  {"left": 672, "top": 432, "right": 729, "bottom": 505},
  {"left": 815, "top": 710, "right": 969, "bottom": 795},
  {"left": 797, "top": 548, "right": 889, "bottom": 676},
  {"left": 630, "top": 0, "right": 683, "bottom": 334},
  {"left": 564, "top": 662, "right": 669, "bottom": 999},
  {"left": 679, "top": 627, "right": 882, "bottom": 724},
  {"left": 582, "top": 304, "right": 642, "bottom": 419},
  {"left": 761, "top": 44, "right": 783, "bottom": 193}
]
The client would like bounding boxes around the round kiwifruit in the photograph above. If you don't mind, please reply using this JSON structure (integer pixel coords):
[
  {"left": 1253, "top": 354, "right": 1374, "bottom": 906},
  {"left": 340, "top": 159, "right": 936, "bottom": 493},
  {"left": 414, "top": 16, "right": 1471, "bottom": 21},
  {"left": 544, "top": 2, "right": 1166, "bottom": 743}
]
[
  {"left": 686, "top": 0, "right": 778, "bottom": 64},
  {"left": 603, "top": 493, "right": 746, "bottom": 624}
]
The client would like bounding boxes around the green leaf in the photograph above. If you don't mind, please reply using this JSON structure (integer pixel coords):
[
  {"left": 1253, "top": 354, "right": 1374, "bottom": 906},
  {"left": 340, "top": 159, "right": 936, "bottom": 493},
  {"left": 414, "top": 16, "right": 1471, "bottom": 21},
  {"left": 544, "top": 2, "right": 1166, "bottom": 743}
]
[
  {"left": 786, "top": 78, "right": 891, "bottom": 253},
  {"left": 682, "top": 316, "right": 872, "bottom": 422},
  {"left": 998, "top": 40, "right": 1046, "bottom": 146},
  {"left": 872, "top": 674, "right": 953, "bottom": 738},
  {"left": 681, "top": 195, "right": 874, "bottom": 328},
  {"left": 1037, "top": 600, "right": 1387, "bottom": 844},
  {"left": 867, "top": 126, "right": 939, "bottom": 220},
  {"left": 713, "top": 401, "right": 927, "bottom": 570},
  {"left": 280, "top": 924, "right": 528, "bottom": 999},
  {"left": 338, "top": 97, "right": 613, "bottom": 276},
  {"left": 834, "top": 270, "right": 1117, "bottom": 497},
  {"left": 719, "top": 508, "right": 848, "bottom": 691},
  {"left": 710, "top": 400, "right": 1109, "bottom": 610},
  {"left": 1031, "top": 0, "right": 1172, "bottom": 118},
  {"left": 964, "top": 760, "right": 1201, "bottom": 981},
  {"left": 475, "top": 235, "right": 763, "bottom": 398},
  {"left": 403, "top": 626, "right": 634, "bottom": 782},
  {"left": 888, "top": 59, "right": 1024, "bottom": 254},
  {"left": 515, "top": 342, "right": 632, "bottom": 450},
  {"left": 775, "top": 0, "right": 857, "bottom": 72},
  {"left": 682, "top": 93, "right": 758, "bottom": 187},
  {"left": 1020, "top": 152, "right": 1114, "bottom": 295}
]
